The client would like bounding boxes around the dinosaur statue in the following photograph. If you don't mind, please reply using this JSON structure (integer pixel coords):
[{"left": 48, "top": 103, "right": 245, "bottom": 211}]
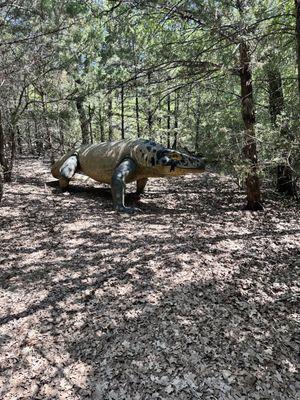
[{"left": 51, "top": 138, "right": 206, "bottom": 213}]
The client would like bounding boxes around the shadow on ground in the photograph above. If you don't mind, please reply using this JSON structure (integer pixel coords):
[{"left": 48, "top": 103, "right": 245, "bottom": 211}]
[{"left": 0, "top": 159, "right": 299, "bottom": 400}]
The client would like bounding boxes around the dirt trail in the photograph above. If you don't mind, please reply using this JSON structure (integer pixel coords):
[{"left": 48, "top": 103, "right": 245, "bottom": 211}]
[{"left": 0, "top": 158, "right": 299, "bottom": 399}]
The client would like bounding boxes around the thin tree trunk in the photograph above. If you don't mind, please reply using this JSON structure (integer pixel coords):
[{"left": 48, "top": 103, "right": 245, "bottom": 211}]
[
  {"left": 17, "top": 126, "right": 22, "bottom": 155},
  {"left": 98, "top": 106, "right": 105, "bottom": 142},
  {"left": 267, "top": 68, "right": 284, "bottom": 125},
  {"left": 27, "top": 121, "right": 33, "bottom": 154},
  {"left": 195, "top": 90, "right": 201, "bottom": 153},
  {"left": 121, "top": 84, "right": 125, "bottom": 139},
  {"left": 42, "top": 94, "right": 54, "bottom": 164},
  {"left": 7, "top": 124, "right": 16, "bottom": 181},
  {"left": 88, "top": 104, "right": 94, "bottom": 143},
  {"left": 57, "top": 115, "right": 64, "bottom": 154},
  {"left": 172, "top": 90, "right": 179, "bottom": 148},
  {"left": 33, "top": 111, "right": 43, "bottom": 155},
  {"left": 0, "top": 109, "right": 5, "bottom": 174},
  {"left": 135, "top": 79, "right": 140, "bottom": 137},
  {"left": 167, "top": 94, "right": 171, "bottom": 148},
  {"left": 132, "top": 39, "right": 141, "bottom": 138},
  {"left": 56, "top": 103, "right": 64, "bottom": 153},
  {"left": 0, "top": 109, "right": 16, "bottom": 182},
  {"left": 267, "top": 68, "right": 297, "bottom": 196},
  {"left": 0, "top": 110, "right": 4, "bottom": 164},
  {"left": 296, "top": 0, "right": 300, "bottom": 100},
  {"left": 239, "top": 41, "right": 263, "bottom": 210},
  {"left": 0, "top": 163, "right": 3, "bottom": 203},
  {"left": 3, "top": 124, "right": 16, "bottom": 183},
  {"left": 108, "top": 94, "right": 113, "bottom": 141},
  {"left": 76, "top": 96, "right": 90, "bottom": 145},
  {"left": 147, "top": 72, "right": 152, "bottom": 136}
]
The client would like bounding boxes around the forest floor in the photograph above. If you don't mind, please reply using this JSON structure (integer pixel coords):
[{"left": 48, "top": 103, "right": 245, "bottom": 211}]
[{"left": 0, "top": 158, "right": 299, "bottom": 400}]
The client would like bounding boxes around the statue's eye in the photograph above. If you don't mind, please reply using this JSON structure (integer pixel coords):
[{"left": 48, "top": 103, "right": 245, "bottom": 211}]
[
  {"left": 161, "top": 156, "right": 169, "bottom": 164},
  {"left": 169, "top": 152, "right": 182, "bottom": 161}
]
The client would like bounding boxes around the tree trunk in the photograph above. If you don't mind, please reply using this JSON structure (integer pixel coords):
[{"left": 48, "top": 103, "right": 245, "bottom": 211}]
[
  {"left": 33, "top": 112, "right": 43, "bottom": 155},
  {"left": 147, "top": 72, "right": 152, "bottom": 136},
  {"left": 135, "top": 79, "right": 140, "bottom": 137},
  {"left": 121, "top": 84, "right": 125, "bottom": 139},
  {"left": 41, "top": 93, "right": 54, "bottom": 163},
  {"left": 57, "top": 114, "right": 64, "bottom": 154},
  {"left": 1, "top": 125, "right": 16, "bottom": 183},
  {"left": 0, "top": 109, "right": 5, "bottom": 170},
  {"left": 296, "top": 0, "right": 300, "bottom": 100},
  {"left": 195, "top": 90, "right": 201, "bottom": 153},
  {"left": 17, "top": 126, "right": 22, "bottom": 155},
  {"left": 98, "top": 106, "right": 105, "bottom": 142},
  {"left": 88, "top": 104, "right": 94, "bottom": 143},
  {"left": 108, "top": 94, "right": 113, "bottom": 141},
  {"left": 172, "top": 90, "right": 179, "bottom": 149},
  {"left": 6, "top": 125, "right": 16, "bottom": 182},
  {"left": 167, "top": 94, "right": 171, "bottom": 148},
  {"left": 0, "top": 163, "right": 3, "bottom": 203},
  {"left": 76, "top": 96, "right": 90, "bottom": 145},
  {"left": 0, "top": 110, "right": 16, "bottom": 183},
  {"left": 267, "top": 68, "right": 297, "bottom": 196},
  {"left": 239, "top": 42, "right": 263, "bottom": 210},
  {"left": 267, "top": 68, "right": 284, "bottom": 125},
  {"left": 26, "top": 121, "right": 33, "bottom": 154}
]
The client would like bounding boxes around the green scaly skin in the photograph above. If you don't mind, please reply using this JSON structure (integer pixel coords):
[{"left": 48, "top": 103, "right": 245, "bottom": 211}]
[{"left": 51, "top": 139, "right": 206, "bottom": 214}]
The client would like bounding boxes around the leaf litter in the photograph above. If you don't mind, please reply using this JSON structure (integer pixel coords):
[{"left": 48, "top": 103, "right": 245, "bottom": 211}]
[{"left": 0, "top": 159, "right": 299, "bottom": 399}]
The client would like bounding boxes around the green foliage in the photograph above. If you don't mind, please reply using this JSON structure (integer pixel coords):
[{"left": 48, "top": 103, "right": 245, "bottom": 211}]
[{"left": 0, "top": 0, "right": 299, "bottom": 193}]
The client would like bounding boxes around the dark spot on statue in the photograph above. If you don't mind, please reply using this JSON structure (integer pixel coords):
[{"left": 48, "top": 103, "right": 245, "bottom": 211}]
[
  {"left": 151, "top": 157, "right": 155, "bottom": 166},
  {"left": 147, "top": 146, "right": 152, "bottom": 151},
  {"left": 149, "top": 141, "right": 156, "bottom": 146},
  {"left": 153, "top": 149, "right": 157, "bottom": 153}
]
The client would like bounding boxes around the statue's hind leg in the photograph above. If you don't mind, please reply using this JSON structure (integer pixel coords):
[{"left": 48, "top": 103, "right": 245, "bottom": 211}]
[
  {"left": 136, "top": 177, "right": 148, "bottom": 195},
  {"left": 59, "top": 155, "right": 78, "bottom": 189}
]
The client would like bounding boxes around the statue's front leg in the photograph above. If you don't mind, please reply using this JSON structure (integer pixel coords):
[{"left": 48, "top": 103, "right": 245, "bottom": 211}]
[
  {"left": 58, "top": 155, "right": 78, "bottom": 189},
  {"left": 111, "top": 158, "right": 140, "bottom": 214}
]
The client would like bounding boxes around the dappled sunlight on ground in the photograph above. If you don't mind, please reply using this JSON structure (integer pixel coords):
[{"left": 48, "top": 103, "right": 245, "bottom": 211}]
[{"left": 0, "top": 158, "right": 299, "bottom": 399}]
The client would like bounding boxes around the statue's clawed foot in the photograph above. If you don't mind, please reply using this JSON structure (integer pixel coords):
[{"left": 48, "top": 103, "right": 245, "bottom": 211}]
[{"left": 115, "top": 205, "right": 141, "bottom": 214}]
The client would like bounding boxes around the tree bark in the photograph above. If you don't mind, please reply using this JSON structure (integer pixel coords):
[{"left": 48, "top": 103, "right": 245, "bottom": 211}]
[
  {"left": 27, "top": 121, "right": 34, "bottom": 154},
  {"left": 0, "top": 163, "right": 3, "bottom": 203},
  {"left": 135, "top": 79, "right": 140, "bottom": 137},
  {"left": 121, "top": 84, "right": 125, "bottom": 139},
  {"left": 33, "top": 111, "right": 43, "bottom": 155},
  {"left": 167, "top": 94, "right": 171, "bottom": 148},
  {"left": 88, "top": 104, "right": 94, "bottom": 143},
  {"left": 172, "top": 90, "right": 179, "bottom": 149},
  {"left": 98, "top": 106, "right": 105, "bottom": 142},
  {"left": 267, "top": 68, "right": 284, "bottom": 126},
  {"left": 239, "top": 42, "right": 263, "bottom": 210},
  {"left": 2, "top": 125, "right": 16, "bottom": 183},
  {"left": 267, "top": 67, "right": 297, "bottom": 196},
  {"left": 76, "top": 96, "right": 90, "bottom": 145},
  {"left": 0, "top": 109, "right": 16, "bottom": 182},
  {"left": 195, "top": 90, "right": 201, "bottom": 153},
  {"left": 108, "top": 94, "right": 113, "bottom": 141},
  {"left": 0, "top": 109, "right": 5, "bottom": 170},
  {"left": 147, "top": 72, "right": 152, "bottom": 136},
  {"left": 296, "top": 0, "right": 300, "bottom": 100},
  {"left": 57, "top": 112, "right": 64, "bottom": 154},
  {"left": 41, "top": 93, "right": 54, "bottom": 164},
  {"left": 17, "top": 126, "right": 22, "bottom": 155}
]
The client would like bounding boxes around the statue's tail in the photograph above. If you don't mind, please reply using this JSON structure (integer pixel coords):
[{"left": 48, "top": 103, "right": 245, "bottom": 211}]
[{"left": 51, "top": 149, "right": 78, "bottom": 179}]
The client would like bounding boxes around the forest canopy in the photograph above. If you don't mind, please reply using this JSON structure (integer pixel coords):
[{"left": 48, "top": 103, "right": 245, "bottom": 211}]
[{"left": 0, "top": 0, "right": 299, "bottom": 207}]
